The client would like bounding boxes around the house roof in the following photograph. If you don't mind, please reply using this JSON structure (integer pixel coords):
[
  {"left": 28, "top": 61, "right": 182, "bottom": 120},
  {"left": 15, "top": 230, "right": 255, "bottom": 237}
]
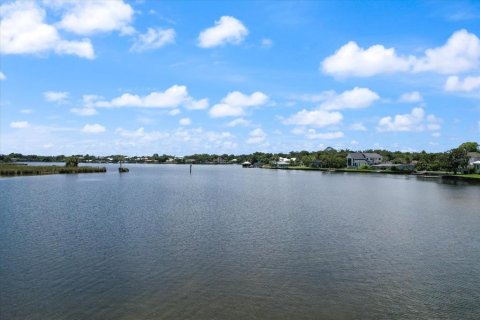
[
  {"left": 467, "top": 152, "right": 480, "bottom": 158},
  {"left": 363, "top": 153, "right": 382, "bottom": 158},
  {"left": 347, "top": 152, "right": 382, "bottom": 159},
  {"left": 347, "top": 152, "right": 367, "bottom": 159}
]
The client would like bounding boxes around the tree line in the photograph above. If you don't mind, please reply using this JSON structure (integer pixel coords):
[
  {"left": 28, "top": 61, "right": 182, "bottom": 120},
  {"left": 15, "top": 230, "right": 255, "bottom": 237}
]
[{"left": 1, "top": 141, "right": 478, "bottom": 173}]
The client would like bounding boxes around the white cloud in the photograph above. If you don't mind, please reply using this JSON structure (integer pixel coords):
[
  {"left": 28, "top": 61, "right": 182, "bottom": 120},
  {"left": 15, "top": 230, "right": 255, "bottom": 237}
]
[
  {"left": 179, "top": 117, "right": 191, "bottom": 126},
  {"left": 70, "top": 95, "right": 100, "bottom": 116},
  {"left": 377, "top": 107, "right": 442, "bottom": 132},
  {"left": 444, "top": 75, "right": 480, "bottom": 92},
  {"left": 227, "top": 118, "right": 251, "bottom": 127},
  {"left": 131, "top": 28, "right": 175, "bottom": 52},
  {"left": 0, "top": 71, "right": 5, "bottom": 80},
  {"left": 10, "top": 121, "right": 29, "bottom": 128},
  {"left": 223, "top": 91, "right": 268, "bottom": 107},
  {"left": 319, "top": 87, "right": 379, "bottom": 110},
  {"left": 0, "top": 1, "right": 94, "bottom": 59},
  {"left": 56, "top": 1, "right": 134, "bottom": 35},
  {"left": 322, "top": 41, "right": 412, "bottom": 77},
  {"left": 185, "top": 98, "right": 209, "bottom": 110},
  {"left": 398, "top": 91, "right": 423, "bottom": 103},
  {"left": 246, "top": 128, "right": 267, "bottom": 145},
  {"left": 209, "top": 103, "right": 245, "bottom": 118},
  {"left": 322, "top": 29, "right": 480, "bottom": 77},
  {"left": 350, "top": 122, "right": 367, "bottom": 131},
  {"left": 198, "top": 16, "right": 248, "bottom": 48},
  {"left": 96, "top": 85, "right": 207, "bottom": 109},
  {"left": 209, "top": 91, "right": 269, "bottom": 118},
  {"left": 305, "top": 129, "right": 344, "bottom": 140},
  {"left": 283, "top": 109, "right": 343, "bottom": 127},
  {"left": 44, "top": 91, "right": 69, "bottom": 103},
  {"left": 412, "top": 29, "right": 480, "bottom": 74},
  {"left": 261, "top": 38, "right": 273, "bottom": 48},
  {"left": 20, "top": 109, "right": 34, "bottom": 114},
  {"left": 82, "top": 123, "right": 106, "bottom": 133}
]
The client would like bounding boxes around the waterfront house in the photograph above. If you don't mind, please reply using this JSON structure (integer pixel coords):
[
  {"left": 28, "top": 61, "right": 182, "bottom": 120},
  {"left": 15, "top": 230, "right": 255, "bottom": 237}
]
[
  {"left": 276, "top": 160, "right": 289, "bottom": 169},
  {"left": 468, "top": 152, "right": 480, "bottom": 165},
  {"left": 472, "top": 161, "right": 480, "bottom": 173},
  {"left": 463, "top": 152, "right": 480, "bottom": 173},
  {"left": 346, "top": 152, "right": 383, "bottom": 168},
  {"left": 310, "top": 160, "right": 322, "bottom": 168}
]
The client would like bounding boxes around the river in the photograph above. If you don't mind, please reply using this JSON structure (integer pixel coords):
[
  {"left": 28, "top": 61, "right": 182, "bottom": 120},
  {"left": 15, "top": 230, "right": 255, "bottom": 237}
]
[{"left": 1, "top": 164, "right": 479, "bottom": 319}]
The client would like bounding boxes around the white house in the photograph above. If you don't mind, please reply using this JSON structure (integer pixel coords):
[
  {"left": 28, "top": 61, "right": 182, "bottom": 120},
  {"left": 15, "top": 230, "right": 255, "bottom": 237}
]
[
  {"left": 346, "top": 152, "right": 383, "bottom": 168},
  {"left": 472, "top": 161, "right": 480, "bottom": 173}
]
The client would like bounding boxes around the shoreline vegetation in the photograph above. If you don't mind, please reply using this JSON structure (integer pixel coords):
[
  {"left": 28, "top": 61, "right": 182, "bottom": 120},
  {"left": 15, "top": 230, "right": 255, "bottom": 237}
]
[{"left": 0, "top": 164, "right": 106, "bottom": 177}]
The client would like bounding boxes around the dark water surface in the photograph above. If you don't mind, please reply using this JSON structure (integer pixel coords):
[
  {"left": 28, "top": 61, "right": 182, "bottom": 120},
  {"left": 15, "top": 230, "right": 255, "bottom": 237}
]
[{"left": 1, "top": 165, "right": 479, "bottom": 319}]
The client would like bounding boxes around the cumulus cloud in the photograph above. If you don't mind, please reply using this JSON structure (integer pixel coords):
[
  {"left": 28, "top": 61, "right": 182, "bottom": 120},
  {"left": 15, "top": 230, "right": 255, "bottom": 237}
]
[
  {"left": 398, "top": 91, "right": 423, "bottom": 103},
  {"left": 131, "top": 28, "right": 175, "bottom": 52},
  {"left": 0, "top": 71, "right": 5, "bottom": 80},
  {"left": 209, "top": 91, "right": 269, "bottom": 118},
  {"left": 179, "top": 117, "right": 192, "bottom": 126},
  {"left": 412, "top": 29, "right": 480, "bottom": 74},
  {"left": 305, "top": 129, "right": 344, "bottom": 140},
  {"left": 185, "top": 98, "right": 209, "bottom": 110},
  {"left": 227, "top": 118, "right": 251, "bottom": 127},
  {"left": 377, "top": 107, "right": 442, "bottom": 132},
  {"left": 95, "top": 85, "right": 207, "bottom": 110},
  {"left": 82, "top": 123, "right": 106, "bottom": 133},
  {"left": 444, "top": 75, "right": 480, "bottom": 92},
  {"left": 56, "top": 0, "right": 134, "bottom": 35},
  {"left": 10, "top": 121, "right": 29, "bottom": 128},
  {"left": 322, "top": 29, "right": 480, "bottom": 77},
  {"left": 319, "top": 87, "right": 379, "bottom": 110},
  {"left": 44, "top": 91, "right": 69, "bottom": 103},
  {"left": 322, "top": 41, "right": 411, "bottom": 77},
  {"left": 198, "top": 16, "right": 248, "bottom": 48},
  {"left": 0, "top": 1, "right": 94, "bottom": 59},
  {"left": 246, "top": 128, "right": 267, "bottom": 145},
  {"left": 283, "top": 109, "right": 343, "bottom": 127},
  {"left": 70, "top": 95, "right": 101, "bottom": 116}
]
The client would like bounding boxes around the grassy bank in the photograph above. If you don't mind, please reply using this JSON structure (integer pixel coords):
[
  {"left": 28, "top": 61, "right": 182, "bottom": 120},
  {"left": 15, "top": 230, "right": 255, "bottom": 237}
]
[
  {"left": 265, "top": 166, "right": 480, "bottom": 184},
  {"left": 0, "top": 164, "right": 106, "bottom": 176}
]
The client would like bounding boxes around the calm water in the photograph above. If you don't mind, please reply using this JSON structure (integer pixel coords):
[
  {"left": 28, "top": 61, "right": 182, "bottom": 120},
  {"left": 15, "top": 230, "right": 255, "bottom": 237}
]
[{"left": 1, "top": 165, "right": 479, "bottom": 319}]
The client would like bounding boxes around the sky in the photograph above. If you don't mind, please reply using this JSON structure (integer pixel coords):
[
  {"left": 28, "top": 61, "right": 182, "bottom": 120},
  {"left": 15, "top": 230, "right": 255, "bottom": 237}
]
[{"left": 0, "top": 0, "right": 479, "bottom": 156}]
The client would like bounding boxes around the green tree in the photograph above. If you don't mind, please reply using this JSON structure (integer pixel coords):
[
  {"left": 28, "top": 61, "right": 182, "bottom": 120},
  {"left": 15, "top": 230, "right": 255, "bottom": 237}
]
[
  {"left": 458, "top": 142, "right": 479, "bottom": 152},
  {"left": 65, "top": 157, "right": 79, "bottom": 167},
  {"left": 446, "top": 148, "right": 468, "bottom": 174}
]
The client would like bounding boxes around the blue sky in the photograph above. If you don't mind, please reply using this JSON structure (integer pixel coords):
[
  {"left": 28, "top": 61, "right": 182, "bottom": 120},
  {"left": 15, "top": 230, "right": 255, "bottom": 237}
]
[{"left": 1, "top": 0, "right": 479, "bottom": 156}]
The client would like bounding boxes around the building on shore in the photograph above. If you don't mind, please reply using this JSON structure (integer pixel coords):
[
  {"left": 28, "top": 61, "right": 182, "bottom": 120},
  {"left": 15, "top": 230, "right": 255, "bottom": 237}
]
[{"left": 346, "top": 152, "right": 383, "bottom": 168}]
